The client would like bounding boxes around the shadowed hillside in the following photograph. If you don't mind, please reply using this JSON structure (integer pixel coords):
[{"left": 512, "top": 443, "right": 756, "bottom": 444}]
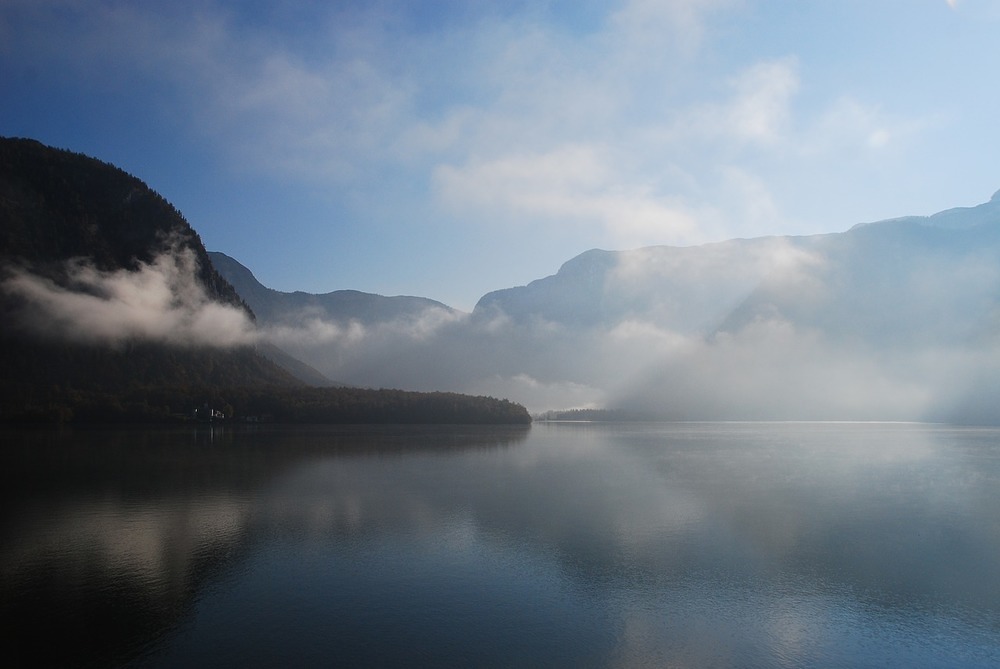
[{"left": 0, "top": 138, "right": 530, "bottom": 425}]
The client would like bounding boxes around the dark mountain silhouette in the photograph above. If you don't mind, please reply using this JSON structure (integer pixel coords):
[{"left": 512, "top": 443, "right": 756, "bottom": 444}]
[
  {"left": 0, "top": 137, "right": 530, "bottom": 424},
  {"left": 0, "top": 137, "right": 300, "bottom": 415},
  {"left": 19, "top": 133, "right": 997, "bottom": 423},
  {"left": 0, "top": 138, "right": 244, "bottom": 308}
]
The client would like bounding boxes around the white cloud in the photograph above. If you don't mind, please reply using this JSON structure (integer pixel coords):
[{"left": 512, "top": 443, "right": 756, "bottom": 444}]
[
  {"left": 264, "top": 316, "right": 367, "bottom": 348},
  {"left": 2, "top": 246, "right": 257, "bottom": 348},
  {"left": 659, "top": 57, "right": 800, "bottom": 147},
  {"left": 434, "top": 144, "right": 705, "bottom": 246},
  {"left": 607, "top": 0, "right": 737, "bottom": 57},
  {"left": 727, "top": 58, "right": 799, "bottom": 144},
  {"left": 803, "top": 96, "right": 928, "bottom": 157},
  {"left": 2, "top": 0, "right": 957, "bottom": 309}
]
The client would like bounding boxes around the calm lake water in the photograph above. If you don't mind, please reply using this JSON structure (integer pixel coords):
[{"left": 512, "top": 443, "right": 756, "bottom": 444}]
[{"left": 2, "top": 422, "right": 1000, "bottom": 668}]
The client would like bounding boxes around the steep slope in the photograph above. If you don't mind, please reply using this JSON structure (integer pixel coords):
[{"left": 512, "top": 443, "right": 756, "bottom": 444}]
[
  {"left": 0, "top": 138, "right": 531, "bottom": 424},
  {"left": 0, "top": 138, "right": 243, "bottom": 308},
  {"left": 0, "top": 137, "right": 304, "bottom": 420},
  {"left": 208, "top": 251, "right": 465, "bottom": 393},
  {"left": 474, "top": 192, "right": 1000, "bottom": 352}
]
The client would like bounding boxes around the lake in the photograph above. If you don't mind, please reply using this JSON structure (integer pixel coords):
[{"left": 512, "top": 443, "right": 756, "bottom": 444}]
[{"left": 2, "top": 422, "right": 999, "bottom": 668}]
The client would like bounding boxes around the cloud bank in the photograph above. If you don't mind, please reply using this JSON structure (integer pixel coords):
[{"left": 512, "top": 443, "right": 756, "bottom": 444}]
[
  {"left": 234, "top": 212, "right": 1000, "bottom": 423},
  {"left": 8, "top": 216, "right": 998, "bottom": 424},
  {"left": 2, "top": 247, "right": 257, "bottom": 348}
]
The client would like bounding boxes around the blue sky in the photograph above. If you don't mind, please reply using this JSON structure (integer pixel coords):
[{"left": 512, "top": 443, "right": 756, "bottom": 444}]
[{"left": 3, "top": 0, "right": 999, "bottom": 309}]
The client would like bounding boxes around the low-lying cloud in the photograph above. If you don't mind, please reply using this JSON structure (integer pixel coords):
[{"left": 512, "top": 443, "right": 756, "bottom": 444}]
[
  {"left": 243, "top": 222, "right": 1000, "bottom": 423},
  {"left": 2, "top": 247, "right": 257, "bottom": 348},
  {"left": 10, "top": 221, "right": 998, "bottom": 423}
]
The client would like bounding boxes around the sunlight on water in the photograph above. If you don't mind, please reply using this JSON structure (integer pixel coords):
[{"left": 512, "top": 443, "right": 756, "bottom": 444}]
[{"left": 2, "top": 423, "right": 999, "bottom": 668}]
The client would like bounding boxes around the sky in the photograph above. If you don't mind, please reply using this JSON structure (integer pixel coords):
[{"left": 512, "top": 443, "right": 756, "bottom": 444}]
[{"left": 3, "top": 0, "right": 1000, "bottom": 310}]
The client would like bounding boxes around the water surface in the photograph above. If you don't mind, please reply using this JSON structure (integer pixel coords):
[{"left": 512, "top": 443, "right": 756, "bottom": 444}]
[{"left": 3, "top": 422, "right": 999, "bottom": 667}]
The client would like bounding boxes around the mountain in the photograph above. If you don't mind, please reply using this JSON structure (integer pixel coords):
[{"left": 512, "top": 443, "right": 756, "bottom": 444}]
[
  {"left": 474, "top": 194, "right": 1000, "bottom": 349},
  {"left": 0, "top": 137, "right": 530, "bottom": 424},
  {"left": 8, "top": 138, "right": 997, "bottom": 423},
  {"left": 220, "top": 187, "right": 1000, "bottom": 423},
  {"left": 0, "top": 138, "right": 244, "bottom": 309},
  {"left": 0, "top": 137, "right": 305, "bottom": 420},
  {"left": 716, "top": 196, "right": 1000, "bottom": 346},
  {"left": 472, "top": 192, "right": 1000, "bottom": 421},
  {"left": 207, "top": 250, "right": 468, "bottom": 394},
  {"left": 209, "top": 251, "right": 456, "bottom": 326},
  {"left": 473, "top": 238, "right": 803, "bottom": 334},
  {"left": 475, "top": 191, "right": 1000, "bottom": 341}
]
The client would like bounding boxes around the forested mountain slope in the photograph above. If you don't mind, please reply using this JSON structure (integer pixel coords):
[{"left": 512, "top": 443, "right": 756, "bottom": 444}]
[{"left": 0, "top": 138, "right": 529, "bottom": 424}]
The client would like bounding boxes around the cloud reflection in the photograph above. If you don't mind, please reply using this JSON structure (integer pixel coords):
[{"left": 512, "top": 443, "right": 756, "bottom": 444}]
[{"left": 4, "top": 424, "right": 999, "bottom": 667}]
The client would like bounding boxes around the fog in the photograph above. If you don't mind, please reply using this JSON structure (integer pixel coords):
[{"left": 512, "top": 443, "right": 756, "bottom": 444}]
[
  {"left": 2, "top": 246, "right": 257, "bottom": 348},
  {"left": 242, "top": 213, "right": 1000, "bottom": 423},
  {"left": 6, "top": 211, "right": 1000, "bottom": 423}
]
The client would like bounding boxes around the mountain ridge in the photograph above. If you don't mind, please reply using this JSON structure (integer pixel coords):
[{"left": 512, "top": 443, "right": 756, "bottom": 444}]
[
  {"left": 12, "top": 135, "right": 1000, "bottom": 423},
  {"left": 209, "top": 251, "right": 456, "bottom": 325},
  {"left": 211, "top": 187, "right": 1000, "bottom": 422}
]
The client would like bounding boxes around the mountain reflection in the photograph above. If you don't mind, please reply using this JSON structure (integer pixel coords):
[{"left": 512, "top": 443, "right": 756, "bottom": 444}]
[
  {"left": 2, "top": 423, "right": 999, "bottom": 668},
  {"left": 0, "top": 425, "right": 528, "bottom": 668}
]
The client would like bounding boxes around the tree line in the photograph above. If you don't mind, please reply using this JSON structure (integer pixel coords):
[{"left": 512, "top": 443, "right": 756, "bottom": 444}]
[{"left": 2, "top": 383, "right": 531, "bottom": 425}]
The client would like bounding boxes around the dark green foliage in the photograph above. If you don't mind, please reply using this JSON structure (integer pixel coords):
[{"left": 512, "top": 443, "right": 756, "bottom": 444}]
[
  {"left": 1, "top": 378, "right": 532, "bottom": 426},
  {"left": 241, "top": 387, "right": 532, "bottom": 425},
  {"left": 0, "top": 329, "right": 530, "bottom": 424}
]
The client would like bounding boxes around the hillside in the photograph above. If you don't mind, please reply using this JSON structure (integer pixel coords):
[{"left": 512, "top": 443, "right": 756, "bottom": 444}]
[
  {"left": 0, "top": 138, "right": 243, "bottom": 308},
  {"left": 0, "top": 138, "right": 302, "bottom": 420},
  {"left": 0, "top": 138, "right": 530, "bottom": 425}
]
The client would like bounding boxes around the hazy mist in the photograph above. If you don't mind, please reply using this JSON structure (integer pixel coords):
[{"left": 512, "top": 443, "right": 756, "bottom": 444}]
[
  {"left": 8, "top": 194, "right": 1000, "bottom": 423},
  {"left": 2, "top": 246, "right": 257, "bottom": 348},
  {"left": 228, "top": 195, "right": 1000, "bottom": 422}
]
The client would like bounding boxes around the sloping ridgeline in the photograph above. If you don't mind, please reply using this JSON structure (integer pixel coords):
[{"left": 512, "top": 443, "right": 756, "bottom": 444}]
[{"left": 0, "top": 137, "right": 529, "bottom": 424}]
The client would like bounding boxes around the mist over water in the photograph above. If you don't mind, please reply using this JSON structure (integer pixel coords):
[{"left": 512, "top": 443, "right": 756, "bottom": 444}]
[{"left": 3, "top": 423, "right": 999, "bottom": 668}]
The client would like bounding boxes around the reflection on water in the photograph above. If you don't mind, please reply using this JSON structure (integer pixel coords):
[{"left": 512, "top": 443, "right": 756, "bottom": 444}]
[{"left": 2, "top": 423, "right": 999, "bottom": 667}]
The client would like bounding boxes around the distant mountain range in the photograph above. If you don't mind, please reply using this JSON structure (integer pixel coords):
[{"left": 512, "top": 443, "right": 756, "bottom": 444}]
[
  {"left": 7, "top": 135, "right": 1000, "bottom": 423},
  {"left": 477, "top": 192, "right": 1000, "bottom": 340},
  {"left": 210, "top": 251, "right": 455, "bottom": 328},
  {"left": 209, "top": 188, "right": 1000, "bottom": 423}
]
